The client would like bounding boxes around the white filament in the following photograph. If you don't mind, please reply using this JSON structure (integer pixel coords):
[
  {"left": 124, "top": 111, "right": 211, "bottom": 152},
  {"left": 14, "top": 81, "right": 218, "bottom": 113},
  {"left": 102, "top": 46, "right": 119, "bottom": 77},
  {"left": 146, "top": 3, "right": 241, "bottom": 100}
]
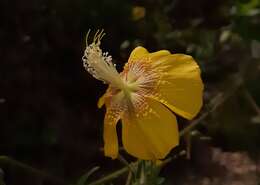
[{"left": 82, "top": 30, "right": 125, "bottom": 89}]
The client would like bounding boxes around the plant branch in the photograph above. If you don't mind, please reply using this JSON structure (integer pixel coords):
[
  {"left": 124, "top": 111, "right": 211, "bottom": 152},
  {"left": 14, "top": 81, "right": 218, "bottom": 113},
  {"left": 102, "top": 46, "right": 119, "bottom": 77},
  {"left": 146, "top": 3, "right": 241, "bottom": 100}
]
[
  {"left": 88, "top": 166, "right": 129, "bottom": 185},
  {"left": 125, "top": 171, "right": 133, "bottom": 185},
  {"left": 243, "top": 88, "right": 260, "bottom": 115},
  {"left": 117, "top": 154, "right": 135, "bottom": 174},
  {"left": 0, "top": 156, "right": 67, "bottom": 185}
]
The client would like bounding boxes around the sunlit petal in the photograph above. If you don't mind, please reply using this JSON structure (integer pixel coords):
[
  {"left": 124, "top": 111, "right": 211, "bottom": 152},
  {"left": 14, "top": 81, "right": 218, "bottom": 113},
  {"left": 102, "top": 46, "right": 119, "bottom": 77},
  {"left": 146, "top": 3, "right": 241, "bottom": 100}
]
[
  {"left": 128, "top": 46, "right": 148, "bottom": 61},
  {"left": 150, "top": 54, "right": 203, "bottom": 120},
  {"left": 121, "top": 98, "right": 179, "bottom": 160},
  {"left": 103, "top": 88, "right": 126, "bottom": 159},
  {"left": 128, "top": 46, "right": 171, "bottom": 63},
  {"left": 97, "top": 93, "right": 106, "bottom": 108},
  {"left": 148, "top": 50, "right": 171, "bottom": 61},
  {"left": 103, "top": 108, "right": 120, "bottom": 159}
]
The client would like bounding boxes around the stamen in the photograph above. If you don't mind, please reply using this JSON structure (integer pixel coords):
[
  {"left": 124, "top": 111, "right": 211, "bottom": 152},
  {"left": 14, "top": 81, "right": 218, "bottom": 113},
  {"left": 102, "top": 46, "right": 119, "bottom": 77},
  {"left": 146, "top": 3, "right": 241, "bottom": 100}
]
[
  {"left": 121, "top": 57, "right": 164, "bottom": 117},
  {"left": 82, "top": 30, "right": 125, "bottom": 89}
]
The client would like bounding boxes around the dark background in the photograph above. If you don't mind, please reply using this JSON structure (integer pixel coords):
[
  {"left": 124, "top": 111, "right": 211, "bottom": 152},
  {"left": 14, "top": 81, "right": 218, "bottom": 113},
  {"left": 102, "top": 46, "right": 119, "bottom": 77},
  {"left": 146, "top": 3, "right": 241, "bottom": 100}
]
[{"left": 0, "top": 0, "right": 260, "bottom": 184}]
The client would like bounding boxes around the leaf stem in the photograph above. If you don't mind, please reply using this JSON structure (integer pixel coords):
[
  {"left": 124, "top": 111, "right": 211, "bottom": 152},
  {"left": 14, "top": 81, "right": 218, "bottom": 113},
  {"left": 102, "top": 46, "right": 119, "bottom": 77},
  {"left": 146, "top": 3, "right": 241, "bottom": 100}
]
[
  {"left": 125, "top": 171, "right": 133, "bottom": 185},
  {"left": 242, "top": 88, "right": 260, "bottom": 115},
  {"left": 0, "top": 156, "right": 67, "bottom": 185}
]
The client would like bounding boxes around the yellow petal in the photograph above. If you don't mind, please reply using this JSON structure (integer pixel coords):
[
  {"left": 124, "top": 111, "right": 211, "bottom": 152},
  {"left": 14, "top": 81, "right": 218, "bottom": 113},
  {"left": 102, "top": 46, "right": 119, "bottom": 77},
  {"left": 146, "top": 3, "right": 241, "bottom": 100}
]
[
  {"left": 148, "top": 50, "right": 171, "bottom": 61},
  {"left": 97, "top": 93, "right": 106, "bottom": 108},
  {"left": 128, "top": 46, "right": 149, "bottom": 62},
  {"left": 151, "top": 54, "right": 203, "bottom": 120},
  {"left": 103, "top": 109, "right": 120, "bottom": 159},
  {"left": 128, "top": 46, "right": 171, "bottom": 62},
  {"left": 102, "top": 87, "right": 126, "bottom": 159},
  {"left": 121, "top": 98, "right": 179, "bottom": 160}
]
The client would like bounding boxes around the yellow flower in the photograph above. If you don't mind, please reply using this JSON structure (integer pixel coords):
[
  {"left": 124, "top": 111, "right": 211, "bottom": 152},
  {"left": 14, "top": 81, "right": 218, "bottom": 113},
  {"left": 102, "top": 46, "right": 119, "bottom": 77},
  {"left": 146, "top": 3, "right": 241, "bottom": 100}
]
[
  {"left": 132, "top": 6, "right": 146, "bottom": 21},
  {"left": 82, "top": 30, "right": 203, "bottom": 160}
]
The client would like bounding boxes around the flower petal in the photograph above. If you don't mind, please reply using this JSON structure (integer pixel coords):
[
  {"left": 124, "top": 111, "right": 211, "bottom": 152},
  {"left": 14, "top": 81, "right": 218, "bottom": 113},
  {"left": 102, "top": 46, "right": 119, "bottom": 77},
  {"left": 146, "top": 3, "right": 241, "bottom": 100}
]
[
  {"left": 121, "top": 98, "right": 179, "bottom": 160},
  {"left": 103, "top": 108, "right": 120, "bottom": 159},
  {"left": 148, "top": 50, "right": 171, "bottom": 61},
  {"left": 128, "top": 46, "right": 149, "bottom": 61},
  {"left": 97, "top": 93, "right": 106, "bottom": 108},
  {"left": 151, "top": 54, "right": 203, "bottom": 120},
  {"left": 103, "top": 88, "right": 126, "bottom": 159},
  {"left": 128, "top": 46, "right": 171, "bottom": 62}
]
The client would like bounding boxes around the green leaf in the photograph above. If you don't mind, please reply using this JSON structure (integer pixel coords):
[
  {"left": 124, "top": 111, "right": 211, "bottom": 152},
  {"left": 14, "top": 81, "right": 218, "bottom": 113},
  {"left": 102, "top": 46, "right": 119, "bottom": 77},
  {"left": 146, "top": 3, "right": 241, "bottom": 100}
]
[
  {"left": 236, "top": 0, "right": 260, "bottom": 16},
  {"left": 77, "top": 166, "right": 100, "bottom": 185}
]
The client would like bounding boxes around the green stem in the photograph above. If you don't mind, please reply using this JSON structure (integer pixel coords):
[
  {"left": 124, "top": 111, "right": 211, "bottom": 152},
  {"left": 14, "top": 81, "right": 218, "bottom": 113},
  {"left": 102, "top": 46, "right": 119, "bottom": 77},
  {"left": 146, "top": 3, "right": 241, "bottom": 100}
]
[
  {"left": 184, "top": 133, "right": 191, "bottom": 160},
  {"left": 243, "top": 88, "right": 260, "bottom": 115},
  {"left": 117, "top": 154, "right": 135, "bottom": 174},
  {"left": 88, "top": 166, "right": 129, "bottom": 185},
  {"left": 125, "top": 171, "right": 133, "bottom": 185},
  {"left": 0, "top": 168, "right": 5, "bottom": 185},
  {"left": 0, "top": 156, "right": 67, "bottom": 185}
]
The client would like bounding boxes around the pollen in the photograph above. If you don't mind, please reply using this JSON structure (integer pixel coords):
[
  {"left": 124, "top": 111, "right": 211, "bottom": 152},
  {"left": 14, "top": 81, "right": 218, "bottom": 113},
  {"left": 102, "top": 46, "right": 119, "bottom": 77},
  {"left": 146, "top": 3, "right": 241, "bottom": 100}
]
[{"left": 121, "top": 57, "right": 162, "bottom": 118}]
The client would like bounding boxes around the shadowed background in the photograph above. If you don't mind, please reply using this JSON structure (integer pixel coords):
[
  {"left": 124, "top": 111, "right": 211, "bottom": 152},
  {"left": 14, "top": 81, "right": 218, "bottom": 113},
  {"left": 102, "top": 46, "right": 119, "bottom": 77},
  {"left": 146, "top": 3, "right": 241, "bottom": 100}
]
[{"left": 0, "top": 0, "right": 260, "bottom": 184}]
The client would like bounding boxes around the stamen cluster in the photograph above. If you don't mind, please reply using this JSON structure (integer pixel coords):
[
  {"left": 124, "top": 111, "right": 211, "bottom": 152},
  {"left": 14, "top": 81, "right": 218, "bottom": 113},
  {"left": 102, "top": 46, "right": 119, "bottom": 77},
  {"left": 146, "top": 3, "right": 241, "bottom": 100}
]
[{"left": 82, "top": 30, "right": 119, "bottom": 85}]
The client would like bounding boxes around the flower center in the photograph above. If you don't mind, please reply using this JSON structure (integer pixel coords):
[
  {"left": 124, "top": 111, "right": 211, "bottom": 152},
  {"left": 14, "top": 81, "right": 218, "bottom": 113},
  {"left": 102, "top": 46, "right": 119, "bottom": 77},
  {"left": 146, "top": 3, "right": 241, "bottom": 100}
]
[{"left": 122, "top": 58, "right": 159, "bottom": 95}]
